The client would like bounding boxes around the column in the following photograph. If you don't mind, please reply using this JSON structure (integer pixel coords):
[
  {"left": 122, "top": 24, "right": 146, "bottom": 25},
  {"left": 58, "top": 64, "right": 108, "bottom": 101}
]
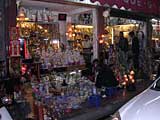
[
  {"left": 92, "top": 8, "right": 98, "bottom": 60},
  {"left": 92, "top": 6, "right": 105, "bottom": 60},
  {"left": 6, "top": 0, "right": 17, "bottom": 75},
  {"left": 0, "top": 0, "right": 5, "bottom": 61}
]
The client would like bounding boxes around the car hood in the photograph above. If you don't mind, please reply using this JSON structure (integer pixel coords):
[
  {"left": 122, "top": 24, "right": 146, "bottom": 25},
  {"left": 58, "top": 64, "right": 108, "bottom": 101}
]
[{"left": 119, "top": 88, "right": 160, "bottom": 120}]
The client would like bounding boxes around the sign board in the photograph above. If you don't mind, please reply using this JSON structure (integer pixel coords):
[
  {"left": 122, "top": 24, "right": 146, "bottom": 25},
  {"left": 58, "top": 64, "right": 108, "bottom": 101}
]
[
  {"left": 65, "top": 0, "right": 99, "bottom": 5},
  {"left": 91, "top": 0, "right": 160, "bottom": 16}
]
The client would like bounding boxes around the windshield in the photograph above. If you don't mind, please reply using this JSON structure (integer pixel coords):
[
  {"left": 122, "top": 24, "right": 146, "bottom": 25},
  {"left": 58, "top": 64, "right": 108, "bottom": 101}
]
[{"left": 151, "top": 77, "right": 160, "bottom": 91}]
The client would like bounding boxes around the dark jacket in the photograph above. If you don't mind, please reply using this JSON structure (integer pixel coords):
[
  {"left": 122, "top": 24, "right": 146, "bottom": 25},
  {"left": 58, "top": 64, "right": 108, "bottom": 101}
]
[
  {"left": 95, "top": 64, "right": 118, "bottom": 88},
  {"left": 132, "top": 37, "right": 139, "bottom": 55},
  {"left": 118, "top": 37, "right": 128, "bottom": 52}
]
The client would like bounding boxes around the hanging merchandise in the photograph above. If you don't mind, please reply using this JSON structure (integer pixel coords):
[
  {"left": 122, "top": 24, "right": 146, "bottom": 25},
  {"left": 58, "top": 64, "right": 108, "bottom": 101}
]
[
  {"left": 9, "top": 40, "right": 20, "bottom": 56},
  {"left": 43, "top": 9, "right": 48, "bottom": 22}
]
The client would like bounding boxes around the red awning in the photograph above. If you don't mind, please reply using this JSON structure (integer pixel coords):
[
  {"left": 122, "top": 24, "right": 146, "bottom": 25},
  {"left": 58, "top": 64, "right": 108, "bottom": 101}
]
[{"left": 91, "top": 0, "right": 159, "bottom": 16}]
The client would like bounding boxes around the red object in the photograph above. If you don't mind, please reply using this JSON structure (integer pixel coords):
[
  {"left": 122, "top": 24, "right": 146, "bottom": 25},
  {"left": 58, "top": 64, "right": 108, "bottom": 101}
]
[
  {"left": 21, "top": 65, "right": 27, "bottom": 75},
  {"left": 91, "top": 0, "right": 159, "bottom": 16},
  {"left": 65, "top": 107, "right": 72, "bottom": 113}
]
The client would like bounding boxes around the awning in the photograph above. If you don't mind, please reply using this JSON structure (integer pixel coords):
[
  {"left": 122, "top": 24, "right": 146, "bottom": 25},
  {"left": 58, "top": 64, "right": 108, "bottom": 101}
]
[{"left": 91, "top": 0, "right": 159, "bottom": 16}]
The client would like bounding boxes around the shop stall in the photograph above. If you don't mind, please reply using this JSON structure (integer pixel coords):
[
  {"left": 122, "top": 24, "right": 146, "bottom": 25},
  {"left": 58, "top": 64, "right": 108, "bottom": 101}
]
[
  {"left": 100, "top": 13, "right": 147, "bottom": 85},
  {"left": 91, "top": 0, "right": 159, "bottom": 82},
  {"left": 12, "top": 0, "right": 101, "bottom": 119}
]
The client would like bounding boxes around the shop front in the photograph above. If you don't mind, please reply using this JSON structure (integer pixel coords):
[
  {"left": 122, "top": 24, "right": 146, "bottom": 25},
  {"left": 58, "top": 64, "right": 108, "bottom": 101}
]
[
  {"left": 9, "top": 0, "right": 104, "bottom": 119},
  {"left": 90, "top": 0, "right": 159, "bottom": 86},
  {"left": 4, "top": 0, "right": 160, "bottom": 119}
]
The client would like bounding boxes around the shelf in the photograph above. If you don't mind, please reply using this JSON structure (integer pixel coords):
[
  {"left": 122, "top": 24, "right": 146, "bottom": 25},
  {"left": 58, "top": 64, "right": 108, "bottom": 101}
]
[
  {"left": 48, "top": 64, "right": 86, "bottom": 72},
  {"left": 10, "top": 55, "right": 21, "bottom": 58},
  {"left": 19, "top": 21, "right": 58, "bottom": 25},
  {"left": 72, "top": 24, "right": 93, "bottom": 29}
]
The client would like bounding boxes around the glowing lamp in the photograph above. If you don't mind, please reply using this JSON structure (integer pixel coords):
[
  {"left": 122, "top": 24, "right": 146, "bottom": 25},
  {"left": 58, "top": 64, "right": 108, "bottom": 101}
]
[
  {"left": 132, "top": 79, "right": 135, "bottom": 83},
  {"left": 66, "top": 33, "right": 69, "bottom": 36},
  {"left": 69, "top": 34, "right": 72, "bottom": 38},
  {"left": 72, "top": 33, "right": 76, "bottom": 37},
  {"left": 122, "top": 82, "right": 126, "bottom": 85},
  {"left": 129, "top": 75, "right": 133, "bottom": 80},
  {"left": 99, "top": 40, "right": 104, "bottom": 44},
  {"left": 101, "top": 34, "right": 105, "bottom": 38},
  {"left": 24, "top": 17, "right": 29, "bottom": 21},
  {"left": 39, "top": 26, "right": 43, "bottom": 29},
  {"left": 69, "top": 28, "right": 72, "bottom": 32},
  {"left": 124, "top": 74, "right": 127, "bottom": 78},
  {"left": 125, "top": 78, "right": 128, "bottom": 82},
  {"left": 130, "top": 70, "right": 134, "bottom": 75}
]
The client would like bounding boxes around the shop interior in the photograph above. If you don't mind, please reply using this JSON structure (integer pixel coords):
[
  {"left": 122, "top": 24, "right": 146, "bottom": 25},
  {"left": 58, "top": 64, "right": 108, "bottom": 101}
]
[
  {"left": 103, "top": 17, "right": 142, "bottom": 47},
  {"left": 100, "top": 16, "right": 147, "bottom": 86},
  {"left": 16, "top": 0, "right": 94, "bottom": 68}
]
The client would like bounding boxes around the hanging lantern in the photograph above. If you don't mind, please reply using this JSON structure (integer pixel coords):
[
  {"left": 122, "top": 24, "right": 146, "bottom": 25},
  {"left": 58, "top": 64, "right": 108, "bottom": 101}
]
[{"left": 103, "top": 9, "right": 110, "bottom": 18}]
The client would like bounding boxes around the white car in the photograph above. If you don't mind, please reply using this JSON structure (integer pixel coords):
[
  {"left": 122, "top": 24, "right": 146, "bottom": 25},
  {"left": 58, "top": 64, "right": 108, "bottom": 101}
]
[{"left": 112, "top": 77, "right": 160, "bottom": 120}]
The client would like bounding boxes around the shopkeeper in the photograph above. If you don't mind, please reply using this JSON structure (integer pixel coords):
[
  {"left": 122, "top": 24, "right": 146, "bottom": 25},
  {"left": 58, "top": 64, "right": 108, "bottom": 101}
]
[{"left": 82, "top": 35, "right": 92, "bottom": 49}]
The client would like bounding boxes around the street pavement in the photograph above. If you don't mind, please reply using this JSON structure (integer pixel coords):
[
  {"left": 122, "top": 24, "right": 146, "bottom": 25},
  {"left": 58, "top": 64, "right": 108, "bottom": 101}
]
[{"left": 64, "top": 79, "right": 153, "bottom": 120}]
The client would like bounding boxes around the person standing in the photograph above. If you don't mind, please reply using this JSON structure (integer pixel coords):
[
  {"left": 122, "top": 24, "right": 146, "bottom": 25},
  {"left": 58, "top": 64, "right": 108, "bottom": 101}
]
[
  {"left": 129, "top": 31, "right": 140, "bottom": 70},
  {"left": 118, "top": 31, "right": 129, "bottom": 70},
  {"left": 118, "top": 31, "right": 128, "bottom": 53}
]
